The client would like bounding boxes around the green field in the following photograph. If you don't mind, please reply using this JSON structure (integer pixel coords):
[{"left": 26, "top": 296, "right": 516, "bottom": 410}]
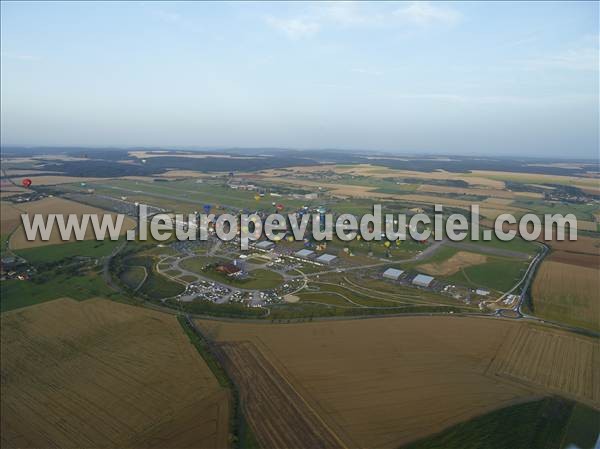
[
  {"left": 123, "top": 256, "right": 185, "bottom": 299},
  {"left": 403, "top": 397, "right": 592, "bottom": 449},
  {"left": 451, "top": 258, "right": 529, "bottom": 292},
  {"left": 1, "top": 269, "right": 121, "bottom": 312},
  {"left": 119, "top": 266, "right": 146, "bottom": 290},
  {"left": 201, "top": 267, "right": 284, "bottom": 290},
  {"left": 180, "top": 255, "right": 226, "bottom": 273},
  {"left": 15, "top": 239, "right": 120, "bottom": 265}
]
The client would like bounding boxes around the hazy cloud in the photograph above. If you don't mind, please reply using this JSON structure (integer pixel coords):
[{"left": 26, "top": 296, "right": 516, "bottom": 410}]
[
  {"left": 265, "top": 16, "right": 320, "bottom": 39},
  {"left": 393, "top": 2, "right": 462, "bottom": 26}
]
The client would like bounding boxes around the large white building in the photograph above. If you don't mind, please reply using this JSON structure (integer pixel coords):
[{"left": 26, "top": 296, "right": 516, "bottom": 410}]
[
  {"left": 295, "top": 249, "right": 316, "bottom": 259},
  {"left": 382, "top": 268, "right": 404, "bottom": 280},
  {"left": 255, "top": 241, "right": 275, "bottom": 250},
  {"left": 316, "top": 253, "right": 337, "bottom": 264},
  {"left": 412, "top": 274, "right": 434, "bottom": 288}
]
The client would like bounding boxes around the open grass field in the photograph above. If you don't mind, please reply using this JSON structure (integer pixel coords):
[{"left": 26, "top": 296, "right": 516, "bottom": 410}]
[
  {"left": 418, "top": 250, "right": 487, "bottom": 276},
  {"left": 15, "top": 238, "right": 121, "bottom": 264},
  {"left": 1, "top": 298, "right": 230, "bottom": 449},
  {"left": 1, "top": 268, "right": 120, "bottom": 312},
  {"left": 124, "top": 256, "right": 185, "bottom": 299},
  {"left": 531, "top": 261, "right": 600, "bottom": 331},
  {"left": 197, "top": 316, "right": 541, "bottom": 449},
  {"left": 119, "top": 265, "right": 146, "bottom": 290},
  {"left": 487, "top": 325, "right": 599, "bottom": 409},
  {"left": 8, "top": 197, "right": 135, "bottom": 249},
  {"left": 181, "top": 255, "right": 227, "bottom": 273},
  {"left": 201, "top": 267, "right": 284, "bottom": 290}
]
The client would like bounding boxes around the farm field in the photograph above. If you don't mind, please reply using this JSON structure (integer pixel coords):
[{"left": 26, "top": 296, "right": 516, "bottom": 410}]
[
  {"left": 403, "top": 397, "right": 594, "bottom": 449},
  {"left": 197, "top": 316, "right": 542, "bottom": 449},
  {"left": 0, "top": 201, "right": 22, "bottom": 235},
  {"left": 417, "top": 250, "right": 487, "bottom": 276},
  {"left": 487, "top": 325, "right": 600, "bottom": 408},
  {"left": 530, "top": 233, "right": 600, "bottom": 332},
  {"left": 531, "top": 261, "right": 600, "bottom": 331},
  {"left": 1, "top": 298, "right": 230, "bottom": 449},
  {"left": 8, "top": 197, "right": 135, "bottom": 249}
]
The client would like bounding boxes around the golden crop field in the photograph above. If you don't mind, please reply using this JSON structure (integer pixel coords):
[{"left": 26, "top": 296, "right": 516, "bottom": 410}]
[
  {"left": 0, "top": 201, "right": 22, "bottom": 235},
  {"left": 532, "top": 260, "right": 600, "bottom": 331},
  {"left": 259, "top": 164, "right": 507, "bottom": 189},
  {"left": 416, "top": 184, "right": 543, "bottom": 199},
  {"left": 6, "top": 175, "right": 104, "bottom": 186},
  {"left": 488, "top": 325, "right": 599, "bottom": 408},
  {"left": 197, "top": 316, "right": 539, "bottom": 449},
  {"left": 418, "top": 250, "right": 487, "bottom": 276},
  {"left": 1, "top": 298, "right": 230, "bottom": 449},
  {"left": 9, "top": 197, "right": 135, "bottom": 249}
]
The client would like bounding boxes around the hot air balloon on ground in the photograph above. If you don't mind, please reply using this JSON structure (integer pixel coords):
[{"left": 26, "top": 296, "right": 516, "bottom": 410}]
[{"left": 21, "top": 178, "right": 32, "bottom": 188}]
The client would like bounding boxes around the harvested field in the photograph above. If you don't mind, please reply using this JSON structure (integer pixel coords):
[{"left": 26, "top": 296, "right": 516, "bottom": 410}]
[
  {"left": 531, "top": 261, "right": 600, "bottom": 331},
  {"left": 259, "top": 164, "right": 507, "bottom": 189},
  {"left": 416, "top": 184, "right": 542, "bottom": 200},
  {"left": 0, "top": 186, "right": 30, "bottom": 198},
  {"left": 219, "top": 341, "right": 344, "bottom": 449},
  {"left": 5, "top": 175, "right": 103, "bottom": 186},
  {"left": 197, "top": 317, "right": 539, "bottom": 449},
  {"left": 487, "top": 325, "right": 599, "bottom": 408},
  {"left": 1, "top": 298, "right": 230, "bottom": 449},
  {"left": 0, "top": 202, "right": 22, "bottom": 235},
  {"left": 547, "top": 251, "right": 599, "bottom": 268},
  {"left": 470, "top": 170, "right": 600, "bottom": 191},
  {"left": 546, "top": 235, "right": 600, "bottom": 255},
  {"left": 419, "top": 251, "right": 487, "bottom": 276},
  {"left": 9, "top": 197, "right": 135, "bottom": 249}
]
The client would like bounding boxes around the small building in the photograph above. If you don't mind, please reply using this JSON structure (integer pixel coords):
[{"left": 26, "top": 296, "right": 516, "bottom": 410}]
[
  {"left": 412, "top": 274, "right": 434, "bottom": 288},
  {"left": 295, "top": 249, "right": 316, "bottom": 259},
  {"left": 316, "top": 253, "right": 337, "bottom": 264},
  {"left": 475, "top": 288, "right": 490, "bottom": 296},
  {"left": 382, "top": 268, "right": 404, "bottom": 280},
  {"left": 255, "top": 241, "right": 275, "bottom": 250}
]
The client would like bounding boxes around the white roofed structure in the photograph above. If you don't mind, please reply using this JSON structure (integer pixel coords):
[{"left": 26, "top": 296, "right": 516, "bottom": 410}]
[{"left": 412, "top": 274, "right": 434, "bottom": 288}]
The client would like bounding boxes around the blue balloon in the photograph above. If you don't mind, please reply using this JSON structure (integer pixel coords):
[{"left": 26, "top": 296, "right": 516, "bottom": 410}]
[{"left": 203, "top": 204, "right": 211, "bottom": 214}]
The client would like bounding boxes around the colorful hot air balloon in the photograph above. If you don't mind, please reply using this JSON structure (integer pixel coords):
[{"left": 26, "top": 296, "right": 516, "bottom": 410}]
[
  {"left": 22, "top": 178, "right": 32, "bottom": 188},
  {"left": 203, "top": 204, "right": 212, "bottom": 214}
]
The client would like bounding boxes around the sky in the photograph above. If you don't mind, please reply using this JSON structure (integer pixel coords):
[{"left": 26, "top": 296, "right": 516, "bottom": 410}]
[{"left": 1, "top": 1, "right": 598, "bottom": 158}]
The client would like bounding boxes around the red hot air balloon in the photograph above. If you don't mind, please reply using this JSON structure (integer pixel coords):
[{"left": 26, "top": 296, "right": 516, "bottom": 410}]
[
  {"left": 22, "top": 178, "right": 32, "bottom": 188},
  {"left": 276, "top": 203, "right": 284, "bottom": 211}
]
